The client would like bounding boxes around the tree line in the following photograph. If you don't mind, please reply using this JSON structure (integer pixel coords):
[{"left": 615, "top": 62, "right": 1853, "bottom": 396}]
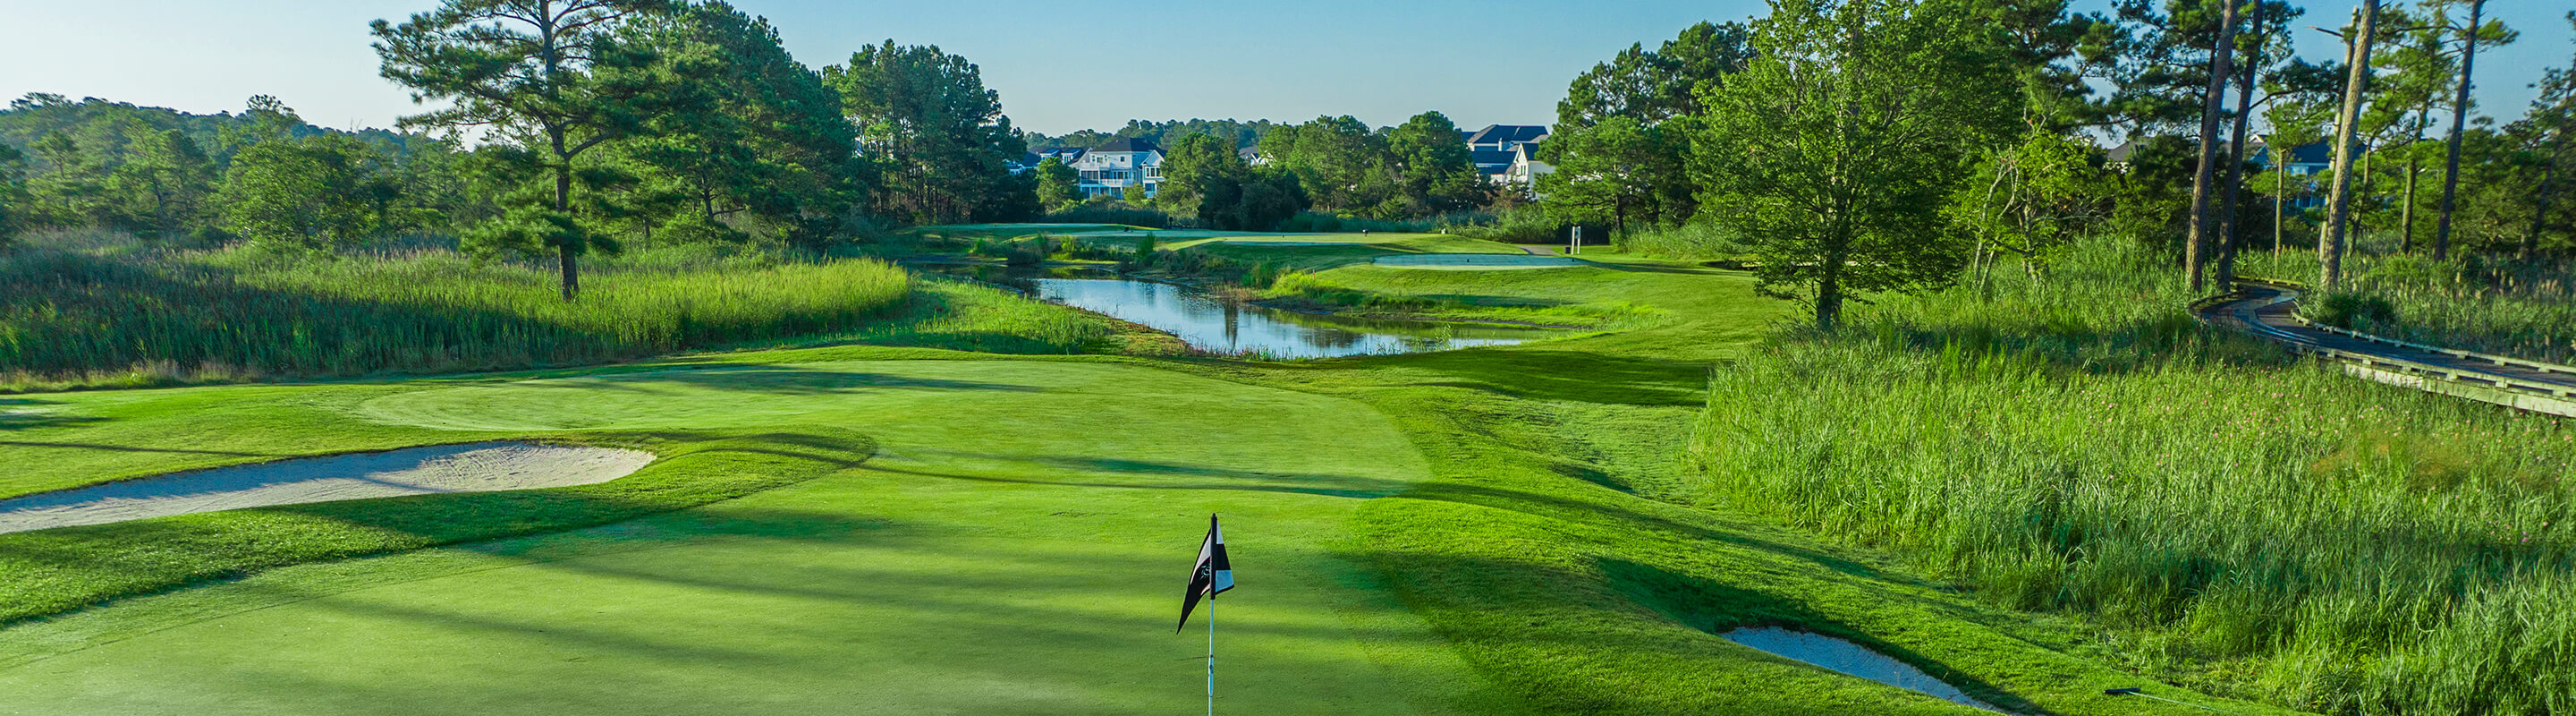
[
  {"left": 0, "top": 0, "right": 1047, "bottom": 300},
  {"left": 1537, "top": 0, "right": 2574, "bottom": 326}
]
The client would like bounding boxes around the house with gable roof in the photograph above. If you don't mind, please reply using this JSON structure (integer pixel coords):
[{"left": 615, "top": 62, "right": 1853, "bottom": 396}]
[
  {"left": 1465, "top": 124, "right": 1550, "bottom": 189},
  {"left": 1067, "top": 137, "right": 1163, "bottom": 198}
]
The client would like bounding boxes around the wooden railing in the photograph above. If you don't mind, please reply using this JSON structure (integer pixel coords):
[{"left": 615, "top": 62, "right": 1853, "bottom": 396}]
[{"left": 2204, "top": 278, "right": 2576, "bottom": 415}]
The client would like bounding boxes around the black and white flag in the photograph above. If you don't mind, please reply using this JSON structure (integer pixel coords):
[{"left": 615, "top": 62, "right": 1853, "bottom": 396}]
[{"left": 1177, "top": 514, "right": 1234, "bottom": 631}]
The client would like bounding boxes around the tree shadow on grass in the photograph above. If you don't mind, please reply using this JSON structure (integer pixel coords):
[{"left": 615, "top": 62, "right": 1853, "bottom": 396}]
[
  {"left": 0, "top": 398, "right": 106, "bottom": 432},
  {"left": 1586, "top": 260, "right": 1729, "bottom": 276},
  {"left": 504, "top": 363, "right": 1045, "bottom": 396},
  {"left": 0, "top": 440, "right": 266, "bottom": 456},
  {"left": 1353, "top": 348, "right": 1709, "bottom": 406}
]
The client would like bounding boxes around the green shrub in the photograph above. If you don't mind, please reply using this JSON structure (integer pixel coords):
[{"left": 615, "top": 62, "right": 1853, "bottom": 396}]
[
  {"left": 1442, "top": 206, "right": 1564, "bottom": 243},
  {"left": 1623, "top": 222, "right": 1746, "bottom": 260},
  {"left": 2312, "top": 291, "right": 2398, "bottom": 328},
  {"left": 1042, "top": 200, "right": 1175, "bottom": 228}
]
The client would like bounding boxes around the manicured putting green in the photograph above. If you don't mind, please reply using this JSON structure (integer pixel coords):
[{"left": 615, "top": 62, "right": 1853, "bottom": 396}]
[
  {"left": 0, "top": 360, "right": 1523, "bottom": 715},
  {"left": 1370, "top": 253, "right": 1580, "bottom": 269}
]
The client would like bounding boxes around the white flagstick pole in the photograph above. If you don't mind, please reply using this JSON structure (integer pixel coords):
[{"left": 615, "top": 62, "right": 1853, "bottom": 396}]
[{"left": 1207, "top": 591, "right": 1216, "bottom": 716}]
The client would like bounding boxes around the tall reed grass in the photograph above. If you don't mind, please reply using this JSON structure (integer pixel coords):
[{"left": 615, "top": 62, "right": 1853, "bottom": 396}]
[
  {"left": 1695, "top": 237, "right": 2575, "bottom": 715},
  {"left": 2240, "top": 248, "right": 2576, "bottom": 364},
  {"left": 0, "top": 231, "right": 913, "bottom": 386}
]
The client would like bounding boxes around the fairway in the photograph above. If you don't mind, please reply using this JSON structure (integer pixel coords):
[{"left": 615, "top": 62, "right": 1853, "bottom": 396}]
[{"left": 0, "top": 359, "right": 1518, "bottom": 715}]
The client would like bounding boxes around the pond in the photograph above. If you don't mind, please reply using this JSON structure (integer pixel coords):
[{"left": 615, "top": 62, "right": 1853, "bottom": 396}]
[
  {"left": 928, "top": 264, "right": 1560, "bottom": 358},
  {"left": 1720, "top": 627, "right": 2004, "bottom": 712}
]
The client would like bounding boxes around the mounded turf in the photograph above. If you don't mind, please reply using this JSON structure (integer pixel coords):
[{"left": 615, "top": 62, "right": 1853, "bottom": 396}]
[{"left": 0, "top": 232, "right": 2301, "bottom": 715}]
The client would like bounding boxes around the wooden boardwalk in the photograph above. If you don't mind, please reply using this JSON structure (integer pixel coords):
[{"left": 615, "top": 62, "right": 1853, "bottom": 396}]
[{"left": 2199, "top": 281, "right": 2576, "bottom": 417}]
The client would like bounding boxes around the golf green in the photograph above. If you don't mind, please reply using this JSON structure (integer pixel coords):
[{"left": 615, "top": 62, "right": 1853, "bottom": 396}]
[{"left": 0, "top": 360, "right": 1522, "bottom": 715}]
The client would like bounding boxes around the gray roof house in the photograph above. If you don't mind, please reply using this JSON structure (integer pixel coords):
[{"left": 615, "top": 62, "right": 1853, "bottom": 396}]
[
  {"left": 1465, "top": 124, "right": 1549, "bottom": 185},
  {"left": 1069, "top": 138, "right": 1162, "bottom": 198},
  {"left": 1466, "top": 124, "right": 1548, "bottom": 152}
]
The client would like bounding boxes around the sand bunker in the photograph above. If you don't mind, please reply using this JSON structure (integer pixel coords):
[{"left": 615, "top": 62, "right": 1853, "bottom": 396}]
[
  {"left": 1372, "top": 253, "right": 1580, "bottom": 269},
  {"left": 1721, "top": 627, "right": 2003, "bottom": 712},
  {"left": 0, "top": 442, "right": 656, "bottom": 534}
]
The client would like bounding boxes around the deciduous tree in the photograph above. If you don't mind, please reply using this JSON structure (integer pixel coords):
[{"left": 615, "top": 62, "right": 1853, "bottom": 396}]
[
  {"left": 1156, "top": 132, "right": 1240, "bottom": 217},
  {"left": 1538, "top": 115, "right": 1674, "bottom": 239},
  {"left": 0, "top": 143, "right": 24, "bottom": 247},
  {"left": 1385, "top": 111, "right": 1487, "bottom": 214},
  {"left": 218, "top": 133, "right": 396, "bottom": 251},
  {"left": 1258, "top": 115, "right": 1395, "bottom": 216},
  {"left": 1694, "top": 0, "right": 2017, "bottom": 328},
  {"left": 107, "top": 122, "right": 216, "bottom": 241},
  {"left": 1033, "top": 157, "right": 1080, "bottom": 210}
]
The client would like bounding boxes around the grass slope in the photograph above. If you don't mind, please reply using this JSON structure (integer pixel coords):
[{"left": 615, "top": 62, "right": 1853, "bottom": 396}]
[{"left": 0, "top": 230, "right": 2287, "bottom": 714}]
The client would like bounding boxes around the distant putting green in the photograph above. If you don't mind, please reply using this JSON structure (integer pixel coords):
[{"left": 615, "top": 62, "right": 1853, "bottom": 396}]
[{"left": 1370, "top": 253, "right": 1580, "bottom": 269}]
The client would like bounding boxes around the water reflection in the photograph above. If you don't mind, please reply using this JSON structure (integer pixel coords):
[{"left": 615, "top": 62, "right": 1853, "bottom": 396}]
[
  {"left": 930, "top": 264, "right": 1557, "bottom": 358},
  {"left": 1720, "top": 627, "right": 2004, "bottom": 712}
]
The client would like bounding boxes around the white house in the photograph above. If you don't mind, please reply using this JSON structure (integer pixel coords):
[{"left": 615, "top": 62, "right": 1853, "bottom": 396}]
[
  {"left": 1503, "top": 141, "right": 1553, "bottom": 193},
  {"left": 1465, "top": 124, "right": 1548, "bottom": 187},
  {"left": 1068, "top": 137, "right": 1163, "bottom": 198}
]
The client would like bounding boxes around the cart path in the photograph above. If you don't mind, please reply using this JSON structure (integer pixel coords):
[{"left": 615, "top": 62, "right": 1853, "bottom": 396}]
[{"left": 2199, "top": 282, "right": 2576, "bottom": 397}]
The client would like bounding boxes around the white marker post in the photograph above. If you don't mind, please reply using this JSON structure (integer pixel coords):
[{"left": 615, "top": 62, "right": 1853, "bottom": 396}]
[{"left": 1570, "top": 226, "right": 1580, "bottom": 256}]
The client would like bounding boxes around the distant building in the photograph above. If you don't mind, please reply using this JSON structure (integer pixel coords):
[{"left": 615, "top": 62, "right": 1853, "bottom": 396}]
[
  {"left": 2251, "top": 136, "right": 2334, "bottom": 176},
  {"left": 1060, "top": 138, "right": 1163, "bottom": 198},
  {"left": 1465, "top": 124, "right": 1547, "bottom": 153},
  {"left": 1503, "top": 141, "right": 1553, "bottom": 193},
  {"left": 1464, "top": 124, "right": 1549, "bottom": 187}
]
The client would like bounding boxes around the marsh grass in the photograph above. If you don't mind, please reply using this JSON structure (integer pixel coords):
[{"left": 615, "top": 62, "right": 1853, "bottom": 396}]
[
  {"left": 2240, "top": 249, "right": 2576, "bottom": 364},
  {"left": 1696, "top": 237, "right": 2576, "bottom": 714},
  {"left": 0, "top": 230, "right": 914, "bottom": 388}
]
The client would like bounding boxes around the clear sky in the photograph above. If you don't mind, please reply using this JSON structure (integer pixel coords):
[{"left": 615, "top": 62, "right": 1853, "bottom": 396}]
[{"left": 1, "top": 1, "right": 2567, "bottom": 136}]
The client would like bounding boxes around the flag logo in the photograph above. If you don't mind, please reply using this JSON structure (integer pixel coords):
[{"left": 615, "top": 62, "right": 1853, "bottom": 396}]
[{"left": 1178, "top": 514, "right": 1233, "bottom": 632}]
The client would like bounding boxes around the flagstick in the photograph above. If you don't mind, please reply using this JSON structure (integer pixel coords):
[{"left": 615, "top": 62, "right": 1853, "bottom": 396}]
[{"left": 1206, "top": 592, "right": 1216, "bottom": 716}]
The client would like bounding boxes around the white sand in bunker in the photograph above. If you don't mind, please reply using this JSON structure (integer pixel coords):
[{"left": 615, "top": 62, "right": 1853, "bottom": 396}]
[{"left": 0, "top": 442, "right": 657, "bottom": 534}]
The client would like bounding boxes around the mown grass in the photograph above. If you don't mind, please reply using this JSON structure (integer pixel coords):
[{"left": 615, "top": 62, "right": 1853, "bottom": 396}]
[
  {"left": 2241, "top": 248, "right": 2576, "bottom": 364},
  {"left": 1697, "top": 237, "right": 2576, "bottom": 715},
  {"left": 0, "top": 355, "right": 1510, "bottom": 716}
]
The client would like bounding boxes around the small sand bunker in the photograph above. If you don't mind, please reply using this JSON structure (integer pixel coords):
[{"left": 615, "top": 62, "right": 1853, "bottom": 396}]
[
  {"left": 0, "top": 442, "right": 656, "bottom": 534},
  {"left": 1372, "top": 253, "right": 1579, "bottom": 269},
  {"left": 1722, "top": 627, "right": 2004, "bottom": 712}
]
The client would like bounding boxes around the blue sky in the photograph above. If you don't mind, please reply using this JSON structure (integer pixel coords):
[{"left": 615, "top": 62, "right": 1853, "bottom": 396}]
[{"left": 1, "top": 2, "right": 2566, "bottom": 135}]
